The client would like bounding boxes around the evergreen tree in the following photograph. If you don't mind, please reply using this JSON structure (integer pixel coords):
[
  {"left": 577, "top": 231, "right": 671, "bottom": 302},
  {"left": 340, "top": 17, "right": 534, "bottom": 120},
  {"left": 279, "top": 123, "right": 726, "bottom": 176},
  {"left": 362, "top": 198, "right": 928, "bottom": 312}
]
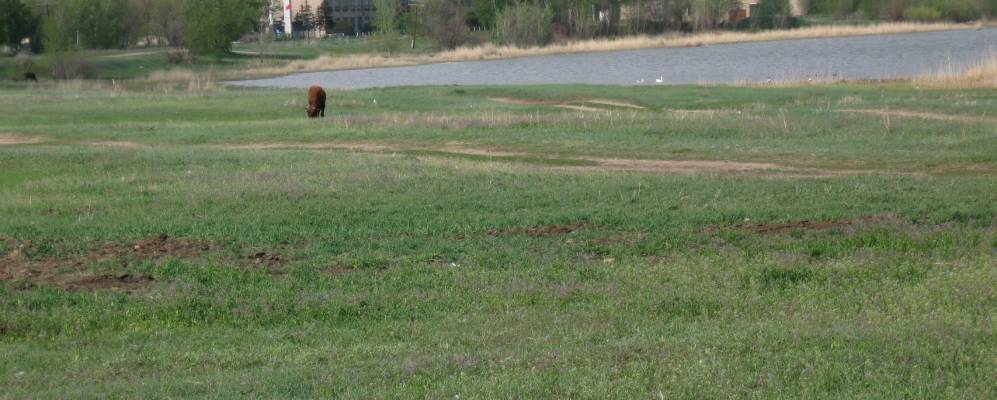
[{"left": 0, "top": 0, "right": 40, "bottom": 54}]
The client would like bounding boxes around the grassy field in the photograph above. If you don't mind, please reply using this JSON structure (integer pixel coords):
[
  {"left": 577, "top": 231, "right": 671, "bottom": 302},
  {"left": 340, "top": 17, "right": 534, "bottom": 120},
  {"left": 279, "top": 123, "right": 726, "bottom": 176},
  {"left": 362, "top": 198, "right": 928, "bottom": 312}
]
[
  {"left": 0, "top": 35, "right": 444, "bottom": 81},
  {"left": 1, "top": 82, "right": 995, "bottom": 397}
]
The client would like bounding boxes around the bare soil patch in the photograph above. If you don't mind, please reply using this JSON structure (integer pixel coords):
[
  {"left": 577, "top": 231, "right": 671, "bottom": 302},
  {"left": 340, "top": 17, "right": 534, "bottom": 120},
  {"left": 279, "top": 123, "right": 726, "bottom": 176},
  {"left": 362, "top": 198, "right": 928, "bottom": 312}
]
[
  {"left": 132, "top": 234, "right": 210, "bottom": 258},
  {"left": 63, "top": 273, "right": 155, "bottom": 292},
  {"left": 662, "top": 108, "right": 731, "bottom": 116},
  {"left": 77, "top": 140, "right": 148, "bottom": 148},
  {"left": 586, "top": 158, "right": 783, "bottom": 174},
  {"left": 0, "top": 133, "right": 45, "bottom": 146},
  {"left": 488, "top": 97, "right": 562, "bottom": 106},
  {"left": 440, "top": 144, "right": 525, "bottom": 157},
  {"left": 489, "top": 223, "right": 592, "bottom": 237},
  {"left": 585, "top": 99, "right": 646, "bottom": 109},
  {"left": 1, "top": 234, "right": 209, "bottom": 291},
  {"left": 248, "top": 251, "right": 283, "bottom": 267},
  {"left": 327, "top": 113, "right": 547, "bottom": 130},
  {"left": 706, "top": 215, "right": 897, "bottom": 234},
  {"left": 488, "top": 97, "right": 644, "bottom": 112},
  {"left": 554, "top": 105, "right": 607, "bottom": 112},
  {"left": 216, "top": 142, "right": 394, "bottom": 152},
  {"left": 836, "top": 109, "right": 997, "bottom": 124},
  {"left": 215, "top": 141, "right": 891, "bottom": 177},
  {"left": 95, "top": 50, "right": 163, "bottom": 59}
]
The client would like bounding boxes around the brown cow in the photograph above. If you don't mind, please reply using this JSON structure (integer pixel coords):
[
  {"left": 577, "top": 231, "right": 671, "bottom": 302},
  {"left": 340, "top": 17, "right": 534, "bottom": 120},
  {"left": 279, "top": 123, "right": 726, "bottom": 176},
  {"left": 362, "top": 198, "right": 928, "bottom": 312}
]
[{"left": 306, "top": 86, "right": 326, "bottom": 118}]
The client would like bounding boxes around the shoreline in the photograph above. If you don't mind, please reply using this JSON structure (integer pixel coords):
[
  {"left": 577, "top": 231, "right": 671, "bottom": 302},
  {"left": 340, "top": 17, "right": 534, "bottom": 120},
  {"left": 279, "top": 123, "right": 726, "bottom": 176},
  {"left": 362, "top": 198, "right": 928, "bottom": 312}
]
[{"left": 214, "top": 22, "right": 981, "bottom": 81}]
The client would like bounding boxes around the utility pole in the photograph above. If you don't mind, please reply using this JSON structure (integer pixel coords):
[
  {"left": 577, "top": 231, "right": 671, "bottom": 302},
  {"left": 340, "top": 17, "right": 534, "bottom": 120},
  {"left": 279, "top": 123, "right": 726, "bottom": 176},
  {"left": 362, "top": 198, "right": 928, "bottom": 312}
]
[{"left": 407, "top": 0, "right": 422, "bottom": 49}]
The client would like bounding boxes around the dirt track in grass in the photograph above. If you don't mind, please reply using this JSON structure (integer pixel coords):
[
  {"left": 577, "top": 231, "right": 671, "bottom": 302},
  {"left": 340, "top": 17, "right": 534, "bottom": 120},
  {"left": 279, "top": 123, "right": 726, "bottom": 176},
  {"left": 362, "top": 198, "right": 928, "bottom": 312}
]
[
  {"left": 3, "top": 136, "right": 902, "bottom": 177},
  {"left": 210, "top": 141, "right": 901, "bottom": 177},
  {"left": 0, "top": 133, "right": 45, "bottom": 145},
  {"left": 835, "top": 109, "right": 997, "bottom": 124},
  {"left": 706, "top": 215, "right": 899, "bottom": 234},
  {"left": 488, "top": 97, "right": 646, "bottom": 111}
]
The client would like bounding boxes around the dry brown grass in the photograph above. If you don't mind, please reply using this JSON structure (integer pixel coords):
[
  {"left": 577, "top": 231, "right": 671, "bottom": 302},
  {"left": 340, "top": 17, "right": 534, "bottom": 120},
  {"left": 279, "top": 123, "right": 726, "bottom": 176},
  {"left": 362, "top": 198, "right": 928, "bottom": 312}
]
[
  {"left": 914, "top": 52, "right": 997, "bottom": 88},
  {"left": 230, "top": 22, "right": 970, "bottom": 78},
  {"left": 144, "top": 68, "right": 218, "bottom": 92}
]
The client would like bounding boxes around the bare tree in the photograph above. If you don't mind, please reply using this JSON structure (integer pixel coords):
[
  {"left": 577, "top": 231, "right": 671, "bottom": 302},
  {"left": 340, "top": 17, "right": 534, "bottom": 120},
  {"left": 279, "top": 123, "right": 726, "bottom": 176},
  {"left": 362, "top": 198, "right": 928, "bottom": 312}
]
[
  {"left": 151, "top": 0, "right": 186, "bottom": 46},
  {"left": 420, "top": 0, "right": 469, "bottom": 49}
]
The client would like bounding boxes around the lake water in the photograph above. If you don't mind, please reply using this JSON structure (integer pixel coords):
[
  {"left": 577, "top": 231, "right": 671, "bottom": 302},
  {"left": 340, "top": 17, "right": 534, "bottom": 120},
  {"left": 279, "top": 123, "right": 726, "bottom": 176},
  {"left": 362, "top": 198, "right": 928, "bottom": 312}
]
[{"left": 227, "top": 29, "right": 997, "bottom": 89}]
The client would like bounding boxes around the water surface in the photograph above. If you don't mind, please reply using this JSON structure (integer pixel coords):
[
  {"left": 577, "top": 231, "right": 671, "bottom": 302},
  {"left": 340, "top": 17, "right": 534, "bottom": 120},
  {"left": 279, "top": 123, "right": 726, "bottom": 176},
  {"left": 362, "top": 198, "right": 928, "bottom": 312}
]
[{"left": 227, "top": 29, "right": 997, "bottom": 89}]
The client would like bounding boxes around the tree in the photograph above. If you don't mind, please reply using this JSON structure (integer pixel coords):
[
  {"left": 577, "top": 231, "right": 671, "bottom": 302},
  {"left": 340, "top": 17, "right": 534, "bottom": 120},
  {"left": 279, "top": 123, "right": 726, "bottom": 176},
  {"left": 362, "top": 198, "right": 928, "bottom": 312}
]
[
  {"left": 184, "top": 0, "right": 265, "bottom": 56},
  {"left": 318, "top": 0, "right": 335, "bottom": 33},
  {"left": 496, "top": 1, "right": 554, "bottom": 47},
  {"left": 75, "top": 0, "right": 128, "bottom": 48},
  {"left": 621, "top": 0, "right": 685, "bottom": 34},
  {"left": 0, "top": 0, "right": 39, "bottom": 54},
  {"left": 374, "top": 0, "right": 403, "bottom": 53},
  {"left": 294, "top": 4, "right": 317, "bottom": 37},
  {"left": 473, "top": 0, "right": 510, "bottom": 28},
  {"left": 420, "top": 0, "right": 469, "bottom": 49},
  {"left": 151, "top": 0, "right": 186, "bottom": 46},
  {"left": 127, "top": 0, "right": 155, "bottom": 45},
  {"left": 686, "top": 0, "right": 740, "bottom": 31}
]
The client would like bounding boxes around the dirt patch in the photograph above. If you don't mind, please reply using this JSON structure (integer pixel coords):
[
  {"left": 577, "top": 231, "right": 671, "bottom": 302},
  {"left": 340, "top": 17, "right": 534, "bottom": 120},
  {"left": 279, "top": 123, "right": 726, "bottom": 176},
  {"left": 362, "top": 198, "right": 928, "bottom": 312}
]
[
  {"left": 217, "top": 141, "right": 527, "bottom": 159},
  {"left": 440, "top": 144, "right": 526, "bottom": 157},
  {"left": 63, "top": 273, "right": 154, "bottom": 292},
  {"left": 488, "top": 97, "right": 562, "bottom": 106},
  {"left": 662, "top": 108, "right": 731, "bottom": 116},
  {"left": 77, "top": 140, "right": 148, "bottom": 148},
  {"left": 0, "top": 133, "right": 45, "bottom": 146},
  {"left": 585, "top": 99, "right": 646, "bottom": 109},
  {"left": 489, "top": 223, "right": 592, "bottom": 237},
  {"left": 131, "top": 234, "right": 210, "bottom": 258},
  {"left": 836, "top": 109, "right": 997, "bottom": 124},
  {"left": 1, "top": 234, "right": 208, "bottom": 291},
  {"left": 212, "top": 141, "right": 896, "bottom": 177},
  {"left": 215, "top": 142, "right": 395, "bottom": 152},
  {"left": 554, "top": 105, "right": 607, "bottom": 112},
  {"left": 706, "top": 215, "right": 896, "bottom": 234},
  {"left": 488, "top": 96, "right": 645, "bottom": 111},
  {"left": 95, "top": 50, "right": 163, "bottom": 59},
  {"left": 248, "top": 251, "right": 282, "bottom": 267},
  {"left": 586, "top": 158, "right": 784, "bottom": 174}
]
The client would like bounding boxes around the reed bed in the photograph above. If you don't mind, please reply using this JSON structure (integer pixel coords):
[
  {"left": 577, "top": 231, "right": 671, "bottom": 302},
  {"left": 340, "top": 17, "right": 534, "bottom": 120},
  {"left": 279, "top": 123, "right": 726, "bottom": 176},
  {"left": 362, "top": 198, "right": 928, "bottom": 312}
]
[{"left": 914, "top": 52, "right": 997, "bottom": 88}]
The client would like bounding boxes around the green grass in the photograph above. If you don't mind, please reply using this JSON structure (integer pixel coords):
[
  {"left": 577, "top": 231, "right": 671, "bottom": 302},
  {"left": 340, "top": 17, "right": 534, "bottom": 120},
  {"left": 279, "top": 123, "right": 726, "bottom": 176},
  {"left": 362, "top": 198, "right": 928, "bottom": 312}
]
[
  {"left": 0, "top": 35, "right": 454, "bottom": 81},
  {"left": 1, "top": 83, "right": 995, "bottom": 398}
]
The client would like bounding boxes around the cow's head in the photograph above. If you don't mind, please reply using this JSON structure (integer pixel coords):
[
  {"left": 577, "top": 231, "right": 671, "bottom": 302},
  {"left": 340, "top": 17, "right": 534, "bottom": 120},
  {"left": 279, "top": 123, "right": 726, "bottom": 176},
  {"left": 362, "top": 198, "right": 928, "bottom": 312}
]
[{"left": 306, "top": 105, "right": 319, "bottom": 118}]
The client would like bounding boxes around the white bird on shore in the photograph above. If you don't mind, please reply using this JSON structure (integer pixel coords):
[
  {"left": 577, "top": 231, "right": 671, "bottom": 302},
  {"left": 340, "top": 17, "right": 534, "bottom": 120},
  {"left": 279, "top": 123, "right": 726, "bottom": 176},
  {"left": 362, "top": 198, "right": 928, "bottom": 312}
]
[{"left": 655, "top": 77, "right": 664, "bottom": 84}]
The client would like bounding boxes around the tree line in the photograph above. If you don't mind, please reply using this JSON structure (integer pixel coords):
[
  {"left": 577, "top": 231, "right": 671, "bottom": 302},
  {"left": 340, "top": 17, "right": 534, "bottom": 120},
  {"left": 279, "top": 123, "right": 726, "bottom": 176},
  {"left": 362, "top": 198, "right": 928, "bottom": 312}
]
[
  {"left": 380, "top": 0, "right": 994, "bottom": 49},
  {"left": 2, "top": 0, "right": 994, "bottom": 57},
  {"left": 2, "top": 0, "right": 265, "bottom": 56}
]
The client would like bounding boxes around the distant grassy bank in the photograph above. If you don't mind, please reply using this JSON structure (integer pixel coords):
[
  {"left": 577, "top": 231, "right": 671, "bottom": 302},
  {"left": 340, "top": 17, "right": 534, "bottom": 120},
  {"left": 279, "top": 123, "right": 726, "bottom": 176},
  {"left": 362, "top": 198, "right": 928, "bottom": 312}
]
[{"left": 1, "top": 83, "right": 995, "bottom": 397}]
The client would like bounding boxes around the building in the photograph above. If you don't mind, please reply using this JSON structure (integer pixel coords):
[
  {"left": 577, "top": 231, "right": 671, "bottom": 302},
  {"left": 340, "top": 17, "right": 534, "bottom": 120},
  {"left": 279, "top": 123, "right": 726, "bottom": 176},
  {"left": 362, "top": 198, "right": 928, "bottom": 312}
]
[
  {"left": 325, "top": 0, "right": 376, "bottom": 34},
  {"left": 268, "top": 0, "right": 376, "bottom": 36},
  {"left": 730, "top": 0, "right": 759, "bottom": 23}
]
